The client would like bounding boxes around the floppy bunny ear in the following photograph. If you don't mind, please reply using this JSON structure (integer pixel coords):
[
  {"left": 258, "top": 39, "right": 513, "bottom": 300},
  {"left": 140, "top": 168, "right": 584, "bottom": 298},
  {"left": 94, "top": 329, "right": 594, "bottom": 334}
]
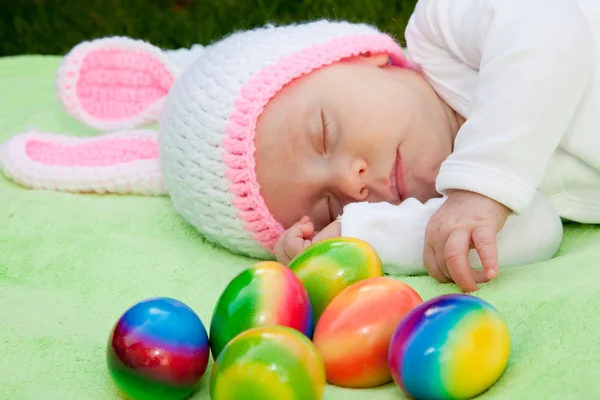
[
  {"left": 56, "top": 37, "right": 182, "bottom": 131},
  {"left": 0, "top": 129, "right": 165, "bottom": 195}
]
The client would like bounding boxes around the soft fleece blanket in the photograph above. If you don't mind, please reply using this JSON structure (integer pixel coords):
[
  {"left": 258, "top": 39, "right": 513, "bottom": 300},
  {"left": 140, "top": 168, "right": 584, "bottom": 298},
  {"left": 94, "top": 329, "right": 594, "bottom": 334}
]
[{"left": 1, "top": 55, "right": 600, "bottom": 399}]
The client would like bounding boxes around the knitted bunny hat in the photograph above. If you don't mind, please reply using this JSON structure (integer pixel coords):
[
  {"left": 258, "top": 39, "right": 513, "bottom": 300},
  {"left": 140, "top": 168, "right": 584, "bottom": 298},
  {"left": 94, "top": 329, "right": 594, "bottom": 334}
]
[{"left": 0, "top": 20, "right": 413, "bottom": 258}]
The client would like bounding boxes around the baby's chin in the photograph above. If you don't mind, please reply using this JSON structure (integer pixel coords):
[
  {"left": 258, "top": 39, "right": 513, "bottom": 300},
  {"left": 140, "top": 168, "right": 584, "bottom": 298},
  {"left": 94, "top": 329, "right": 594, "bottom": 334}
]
[{"left": 406, "top": 183, "right": 440, "bottom": 204}]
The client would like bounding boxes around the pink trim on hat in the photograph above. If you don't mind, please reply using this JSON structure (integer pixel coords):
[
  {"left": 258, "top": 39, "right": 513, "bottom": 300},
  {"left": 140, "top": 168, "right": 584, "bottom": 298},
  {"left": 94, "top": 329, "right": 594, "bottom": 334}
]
[{"left": 223, "top": 33, "right": 413, "bottom": 252}]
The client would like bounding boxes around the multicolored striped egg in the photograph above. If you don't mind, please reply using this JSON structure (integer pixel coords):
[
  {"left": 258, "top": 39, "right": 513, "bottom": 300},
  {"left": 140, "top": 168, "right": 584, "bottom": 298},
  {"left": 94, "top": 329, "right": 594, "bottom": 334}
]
[
  {"left": 107, "top": 297, "right": 209, "bottom": 400},
  {"left": 313, "top": 277, "right": 422, "bottom": 388},
  {"left": 209, "top": 261, "right": 313, "bottom": 359},
  {"left": 388, "top": 294, "right": 511, "bottom": 400},
  {"left": 288, "top": 237, "right": 383, "bottom": 323},
  {"left": 210, "top": 326, "right": 326, "bottom": 400}
]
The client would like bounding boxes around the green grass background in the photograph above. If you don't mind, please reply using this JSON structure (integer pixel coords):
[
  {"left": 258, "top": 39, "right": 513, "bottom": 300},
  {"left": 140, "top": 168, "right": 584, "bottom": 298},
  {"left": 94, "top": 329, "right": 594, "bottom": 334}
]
[{"left": 0, "top": 0, "right": 418, "bottom": 56}]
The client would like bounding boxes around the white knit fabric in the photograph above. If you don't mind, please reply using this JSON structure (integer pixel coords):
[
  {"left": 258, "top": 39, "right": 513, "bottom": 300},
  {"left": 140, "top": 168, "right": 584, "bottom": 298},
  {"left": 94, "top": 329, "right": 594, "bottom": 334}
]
[
  {"left": 159, "top": 20, "right": 388, "bottom": 258},
  {"left": 165, "top": 44, "right": 206, "bottom": 71}
]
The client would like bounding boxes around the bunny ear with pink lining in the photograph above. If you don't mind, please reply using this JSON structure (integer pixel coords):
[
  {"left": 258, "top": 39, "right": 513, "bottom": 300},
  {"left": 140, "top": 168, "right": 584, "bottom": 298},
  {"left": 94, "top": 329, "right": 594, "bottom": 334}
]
[
  {"left": 0, "top": 37, "right": 184, "bottom": 196},
  {"left": 56, "top": 36, "right": 180, "bottom": 131},
  {"left": 0, "top": 129, "right": 165, "bottom": 195}
]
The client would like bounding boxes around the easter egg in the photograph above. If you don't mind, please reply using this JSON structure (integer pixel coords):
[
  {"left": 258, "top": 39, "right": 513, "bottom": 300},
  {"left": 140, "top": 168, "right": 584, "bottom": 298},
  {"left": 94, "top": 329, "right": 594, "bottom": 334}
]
[
  {"left": 312, "top": 277, "right": 422, "bottom": 388},
  {"left": 107, "top": 297, "right": 209, "bottom": 400},
  {"left": 209, "top": 261, "right": 313, "bottom": 359},
  {"left": 210, "top": 326, "right": 326, "bottom": 400},
  {"left": 288, "top": 237, "right": 383, "bottom": 322},
  {"left": 388, "top": 294, "right": 511, "bottom": 400}
]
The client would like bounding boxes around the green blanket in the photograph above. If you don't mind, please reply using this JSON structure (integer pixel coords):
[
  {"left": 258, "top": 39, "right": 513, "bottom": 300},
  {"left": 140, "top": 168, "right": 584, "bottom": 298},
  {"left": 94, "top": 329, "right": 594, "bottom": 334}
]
[{"left": 1, "top": 55, "right": 600, "bottom": 399}]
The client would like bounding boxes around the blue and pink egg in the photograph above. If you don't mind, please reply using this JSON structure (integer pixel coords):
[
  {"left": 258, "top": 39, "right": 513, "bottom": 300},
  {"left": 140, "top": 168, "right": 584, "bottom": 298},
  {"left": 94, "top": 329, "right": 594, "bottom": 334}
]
[
  {"left": 388, "top": 294, "right": 511, "bottom": 400},
  {"left": 107, "top": 297, "right": 210, "bottom": 400}
]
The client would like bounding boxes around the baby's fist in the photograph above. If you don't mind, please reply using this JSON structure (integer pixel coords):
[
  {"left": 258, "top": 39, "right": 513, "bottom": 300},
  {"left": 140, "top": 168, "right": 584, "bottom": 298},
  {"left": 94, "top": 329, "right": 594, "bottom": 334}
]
[
  {"left": 274, "top": 216, "right": 315, "bottom": 265},
  {"left": 274, "top": 217, "right": 342, "bottom": 265}
]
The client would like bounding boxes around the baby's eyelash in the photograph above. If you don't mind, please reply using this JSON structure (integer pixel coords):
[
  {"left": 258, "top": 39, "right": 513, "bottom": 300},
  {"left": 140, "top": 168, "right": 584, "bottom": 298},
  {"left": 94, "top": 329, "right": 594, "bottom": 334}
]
[{"left": 321, "top": 110, "right": 330, "bottom": 152}]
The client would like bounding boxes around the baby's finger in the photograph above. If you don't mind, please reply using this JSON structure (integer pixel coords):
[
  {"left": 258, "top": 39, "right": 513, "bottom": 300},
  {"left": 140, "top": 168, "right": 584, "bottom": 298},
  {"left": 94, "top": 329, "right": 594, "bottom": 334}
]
[
  {"left": 423, "top": 244, "right": 451, "bottom": 283},
  {"left": 294, "top": 218, "right": 315, "bottom": 239},
  {"left": 470, "top": 267, "right": 490, "bottom": 284},
  {"left": 275, "top": 223, "right": 312, "bottom": 265},
  {"left": 429, "top": 236, "right": 452, "bottom": 281},
  {"left": 299, "top": 215, "right": 311, "bottom": 224},
  {"left": 472, "top": 226, "right": 499, "bottom": 279},
  {"left": 465, "top": 243, "right": 490, "bottom": 284},
  {"left": 283, "top": 235, "right": 307, "bottom": 261},
  {"left": 274, "top": 238, "right": 292, "bottom": 265},
  {"left": 424, "top": 224, "right": 452, "bottom": 281},
  {"left": 434, "top": 249, "right": 452, "bottom": 281},
  {"left": 444, "top": 230, "right": 479, "bottom": 293}
]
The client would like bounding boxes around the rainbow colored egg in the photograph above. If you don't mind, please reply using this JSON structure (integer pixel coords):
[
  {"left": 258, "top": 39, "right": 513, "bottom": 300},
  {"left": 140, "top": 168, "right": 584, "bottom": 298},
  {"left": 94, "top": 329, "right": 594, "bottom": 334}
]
[
  {"left": 388, "top": 294, "right": 511, "bottom": 400},
  {"left": 107, "top": 297, "right": 209, "bottom": 400},
  {"left": 210, "top": 326, "right": 326, "bottom": 400},
  {"left": 313, "top": 277, "right": 422, "bottom": 388},
  {"left": 288, "top": 237, "right": 383, "bottom": 322},
  {"left": 209, "top": 261, "right": 313, "bottom": 359}
]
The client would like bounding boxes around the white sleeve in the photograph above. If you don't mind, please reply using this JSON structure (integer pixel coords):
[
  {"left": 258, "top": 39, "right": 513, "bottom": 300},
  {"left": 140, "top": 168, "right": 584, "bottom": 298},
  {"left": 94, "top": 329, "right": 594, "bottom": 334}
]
[
  {"left": 340, "top": 192, "right": 563, "bottom": 276},
  {"left": 340, "top": 198, "right": 444, "bottom": 276},
  {"left": 405, "top": 0, "right": 596, "bottom": 213}
]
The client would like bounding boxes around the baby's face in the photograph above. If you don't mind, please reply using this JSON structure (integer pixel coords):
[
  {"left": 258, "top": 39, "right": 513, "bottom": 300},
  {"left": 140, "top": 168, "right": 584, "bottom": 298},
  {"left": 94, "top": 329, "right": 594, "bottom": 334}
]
[{"left": 255, "top": 54, "right": 461, "bottom": 231}]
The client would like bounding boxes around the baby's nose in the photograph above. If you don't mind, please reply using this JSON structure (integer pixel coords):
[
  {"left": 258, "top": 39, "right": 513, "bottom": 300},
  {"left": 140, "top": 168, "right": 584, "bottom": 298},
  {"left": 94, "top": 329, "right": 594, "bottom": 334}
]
[{"left": 338, "top": 159, "right": 369, "bottom": 201}]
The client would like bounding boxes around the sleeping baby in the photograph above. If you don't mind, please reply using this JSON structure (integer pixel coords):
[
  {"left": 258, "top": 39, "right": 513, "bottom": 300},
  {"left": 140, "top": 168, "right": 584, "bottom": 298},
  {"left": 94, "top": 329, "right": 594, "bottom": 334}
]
[{"left": 5, "top": 0, "right": 598, "bottom": 293}]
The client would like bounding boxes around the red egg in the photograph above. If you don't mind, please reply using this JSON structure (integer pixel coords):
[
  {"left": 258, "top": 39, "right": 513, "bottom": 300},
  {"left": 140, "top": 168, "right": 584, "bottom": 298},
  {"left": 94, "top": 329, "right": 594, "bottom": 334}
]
[{"left": 313, "top": 277, "right": 422, "bottom": 388}]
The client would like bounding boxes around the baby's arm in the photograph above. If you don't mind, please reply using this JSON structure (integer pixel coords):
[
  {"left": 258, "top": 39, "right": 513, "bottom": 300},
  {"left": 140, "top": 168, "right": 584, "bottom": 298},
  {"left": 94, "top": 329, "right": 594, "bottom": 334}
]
[
  {"left": 406, "top": 0, "right": 596, "bottom": 213},
  {"left": 340, "top": 192, "right": 563, "bottom": 276}
]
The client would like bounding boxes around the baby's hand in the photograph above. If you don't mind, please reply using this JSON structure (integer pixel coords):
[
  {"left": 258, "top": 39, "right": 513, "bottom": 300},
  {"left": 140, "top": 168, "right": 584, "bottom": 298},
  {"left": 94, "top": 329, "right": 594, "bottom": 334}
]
[
  {"left": 423, "top": 190, "right": 510, "bottom": 292},
  {"left": 274, "top": 216, "right": 314, "bottom": 265},
  {"left": 274, "top": 217, "right": 342, "bottom": 265}
]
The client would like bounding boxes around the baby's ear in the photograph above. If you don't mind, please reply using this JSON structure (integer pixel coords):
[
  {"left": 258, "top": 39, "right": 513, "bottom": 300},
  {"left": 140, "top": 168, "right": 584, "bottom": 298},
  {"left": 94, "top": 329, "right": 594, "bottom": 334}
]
[{"left": 0, "top": 129, "right": 165, "bottom": 195}]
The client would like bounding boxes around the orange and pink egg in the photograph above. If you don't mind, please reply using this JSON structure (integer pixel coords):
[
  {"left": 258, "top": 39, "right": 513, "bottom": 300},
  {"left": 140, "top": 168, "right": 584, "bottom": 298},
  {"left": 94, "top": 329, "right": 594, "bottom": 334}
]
[{"left": 313, "top": 277, "right": 423, "bottom": 388}]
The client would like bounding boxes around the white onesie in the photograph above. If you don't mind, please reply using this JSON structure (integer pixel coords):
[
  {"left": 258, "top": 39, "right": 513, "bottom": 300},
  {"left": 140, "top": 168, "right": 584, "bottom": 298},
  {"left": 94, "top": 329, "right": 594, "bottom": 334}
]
[{"left": 339, "top": 0, "right": 600, "bottom": 274}]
